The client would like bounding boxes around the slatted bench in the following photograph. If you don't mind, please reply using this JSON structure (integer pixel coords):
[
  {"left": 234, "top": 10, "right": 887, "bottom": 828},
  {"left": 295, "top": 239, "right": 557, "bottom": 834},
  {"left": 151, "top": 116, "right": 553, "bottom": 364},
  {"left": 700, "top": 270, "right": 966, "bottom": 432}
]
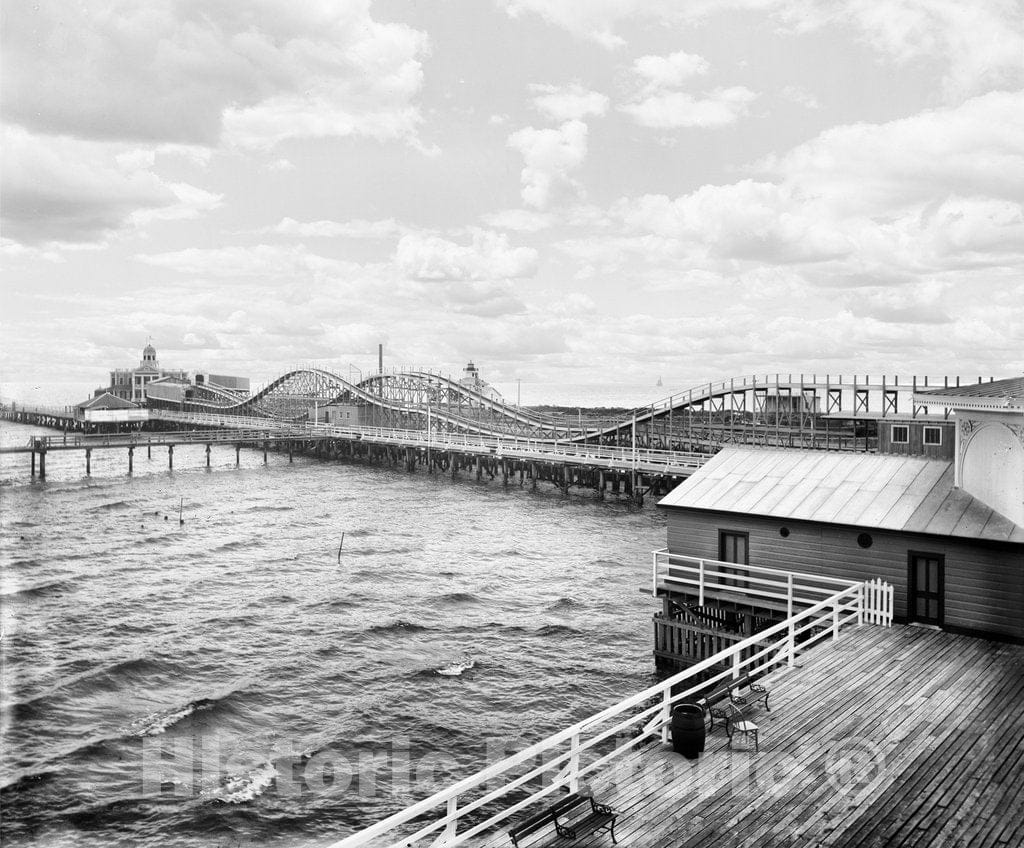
[
  {"left": 508, "top": 792, "right": 618, "bottom": 847},
  {"left": 695, "top": 673, "right": 770, "bottom": 731}
]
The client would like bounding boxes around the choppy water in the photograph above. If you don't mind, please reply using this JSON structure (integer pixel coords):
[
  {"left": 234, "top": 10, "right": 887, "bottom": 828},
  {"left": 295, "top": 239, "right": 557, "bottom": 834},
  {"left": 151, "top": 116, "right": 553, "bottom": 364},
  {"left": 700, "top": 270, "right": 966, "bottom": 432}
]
[{"left": 0, "top": 422, "right": 665, "bottom": 847}]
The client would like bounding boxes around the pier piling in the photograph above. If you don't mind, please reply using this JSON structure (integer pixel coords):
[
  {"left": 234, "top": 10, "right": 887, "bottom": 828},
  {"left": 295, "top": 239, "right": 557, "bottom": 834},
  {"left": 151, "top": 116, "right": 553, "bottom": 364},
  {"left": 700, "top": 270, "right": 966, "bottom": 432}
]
[
  {"left": 168, "top": 445, "right": 173, "bottom": 470},
  {"left": 128, "top": 446, "right": 134, "bottom": 475},
  {"left": 86, "top": 448, "right": 91, "bottom": 476},
  {"left": 206, "top": 444, "right": 211, "bottom": 468}
]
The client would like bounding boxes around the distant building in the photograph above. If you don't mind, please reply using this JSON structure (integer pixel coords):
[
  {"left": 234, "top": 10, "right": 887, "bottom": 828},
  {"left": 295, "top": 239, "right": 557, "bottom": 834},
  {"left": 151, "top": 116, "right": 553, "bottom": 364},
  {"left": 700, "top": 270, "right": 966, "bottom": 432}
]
[
  {"left": 308, "top": 403, "right": 368, "bottom": 425},
  {"left": 143, "top": 375, "right": 193, "bottom": 405},
  {"left": 97, "top": 342, "right": 249, "bottom": 404},
  {"left": 76, "top": 392, "right": 139, "bottom": 416},
  {"left": 102, "top": 343, "right": 189, "bottom": 403},
  {"left": 458, "top": 360, "right": 503, "bottom": 401},
  {"left": 195, "top": 372, "right": 250, "bottom": 395}
]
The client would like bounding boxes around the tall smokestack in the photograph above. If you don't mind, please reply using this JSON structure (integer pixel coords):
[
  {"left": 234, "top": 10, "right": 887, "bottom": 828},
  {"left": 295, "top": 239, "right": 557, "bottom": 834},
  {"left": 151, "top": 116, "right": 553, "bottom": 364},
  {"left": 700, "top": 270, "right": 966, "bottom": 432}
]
[{"left": 378, "top": 343, "right": 383, "bottom": 375}]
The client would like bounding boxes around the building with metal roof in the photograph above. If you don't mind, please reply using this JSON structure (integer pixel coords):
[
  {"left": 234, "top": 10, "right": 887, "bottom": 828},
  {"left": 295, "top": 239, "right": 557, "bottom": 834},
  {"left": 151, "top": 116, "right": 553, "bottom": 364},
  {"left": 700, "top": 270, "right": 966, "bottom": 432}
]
[
  {"left": 660, "top": 449, "right": 1024, "bottom": 544},
  {"left": 656, "top": 380, "right": 1024, "bottom": 644}
]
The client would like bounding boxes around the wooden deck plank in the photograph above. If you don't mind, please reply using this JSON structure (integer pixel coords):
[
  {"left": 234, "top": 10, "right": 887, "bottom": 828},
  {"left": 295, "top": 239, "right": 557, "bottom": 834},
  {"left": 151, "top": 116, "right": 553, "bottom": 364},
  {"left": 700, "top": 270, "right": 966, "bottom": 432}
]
[
  {"left": 831, "top": 643, "right": 1024, "bottom": 847},
  {"left": 478, "top": 625, "right": 1024, "bottom": 848}
]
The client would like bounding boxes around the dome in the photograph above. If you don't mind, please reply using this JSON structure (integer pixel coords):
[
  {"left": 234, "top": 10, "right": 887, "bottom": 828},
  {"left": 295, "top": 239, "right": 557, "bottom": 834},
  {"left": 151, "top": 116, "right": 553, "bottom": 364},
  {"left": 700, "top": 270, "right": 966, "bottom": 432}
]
[{"left": 143, "top": 343, "right": 156, "bottom": 356}]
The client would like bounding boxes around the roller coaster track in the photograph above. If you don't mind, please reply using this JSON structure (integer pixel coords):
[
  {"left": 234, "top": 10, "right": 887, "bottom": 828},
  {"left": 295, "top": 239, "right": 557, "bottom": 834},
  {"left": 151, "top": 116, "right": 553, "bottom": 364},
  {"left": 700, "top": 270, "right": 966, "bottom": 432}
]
[
  {"left": 145, "top": 368, "right": 992, "bottom": 451},
  {"left": 155, "top": 367, "right": 581, "bottom": 440},
  {"left": 160, "top": 367, "right": 580, "bottom": 436}
]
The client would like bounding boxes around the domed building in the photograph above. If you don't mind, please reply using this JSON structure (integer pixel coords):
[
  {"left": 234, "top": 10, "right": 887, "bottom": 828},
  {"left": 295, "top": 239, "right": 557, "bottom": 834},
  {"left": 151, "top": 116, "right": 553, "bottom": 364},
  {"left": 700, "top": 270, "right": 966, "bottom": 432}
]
[{"left": 104, "top": 341, "right": 189, "bottom": 402}]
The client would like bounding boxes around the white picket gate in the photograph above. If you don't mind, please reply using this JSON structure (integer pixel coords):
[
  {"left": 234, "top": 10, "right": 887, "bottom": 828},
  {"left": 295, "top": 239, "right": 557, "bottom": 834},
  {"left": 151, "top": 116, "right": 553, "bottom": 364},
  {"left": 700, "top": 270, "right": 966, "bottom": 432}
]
[{"left": 862, "top": 578, "right": 894, "bottom": 626}]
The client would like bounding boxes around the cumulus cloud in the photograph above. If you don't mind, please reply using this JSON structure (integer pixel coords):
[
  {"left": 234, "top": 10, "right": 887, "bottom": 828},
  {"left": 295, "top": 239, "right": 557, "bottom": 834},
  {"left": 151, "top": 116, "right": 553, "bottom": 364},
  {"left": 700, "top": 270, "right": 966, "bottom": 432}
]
[
  {"left": 844, "top": 280, "right": 953, "bottom": 325},
  {"left": 266, "top": 217, "right": 407, "bottom": 239},
  {"left": 593, "top": 97, "right": 1024, "bottom": 277},
  {"left": 622, "top": 87, "right": 759, "bottom": 129},
  {"left": 529, "top": 83, "right": 609, "bottom": 121},
  {"left": 778, "top": 0, "right": 1024, "bottom": 99},
  {"left": 612, "top": 182, "right": 852, "bottom": 263},
  {"left": 395, "top": 229, "right": 538, "bottom": 281},
  {"left": 621, "top": 49, "right": 757, "bottom": 129},
  {"left": 136, "top": 244, "right": 355, "bottom": 279},
  {"left": 498, "top": 1, "right": 1023, "bottom": 96},
  {"left": 497, "top": 0, "right": 692, "bottom": 49},
  {"left": 1, "top": 1, "right": 430, "bottom": 150},
  {"left": 1, "top": 127, "right": 222, "bottom": 246},
  {"left": 780, "top": 85, "right": 820, "bottom": 109},
  {"left": 443, "top": 280, "right": 527, "bottom": 317},
  {"left": 922, "top": 197, "right": 1024, "bottom": 259},
  {"left": 264, "top": 158, "right": 296, "bottom": 172},
  {"left": 481, "top": 209, "right": 557, "bottom": 232},
  {"left": 632, "top": 51, "right": 710, "bottom": 93},
  {"left": 760, "top": 90, "right": 1024, "bottom": 214},
  {"left": 507, "top": 120, "right": 589, "bottom": 208}
]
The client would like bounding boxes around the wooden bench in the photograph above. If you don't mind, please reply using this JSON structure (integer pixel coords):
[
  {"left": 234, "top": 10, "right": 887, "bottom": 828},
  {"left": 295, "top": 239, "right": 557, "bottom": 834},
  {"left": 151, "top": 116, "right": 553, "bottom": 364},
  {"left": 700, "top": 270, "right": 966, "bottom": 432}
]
[
  {"left": 694, "top": 673, "right": 770, "bottom": 731},
  {"left": 508, "top": 792, "right": 618, "bottom": 847}
]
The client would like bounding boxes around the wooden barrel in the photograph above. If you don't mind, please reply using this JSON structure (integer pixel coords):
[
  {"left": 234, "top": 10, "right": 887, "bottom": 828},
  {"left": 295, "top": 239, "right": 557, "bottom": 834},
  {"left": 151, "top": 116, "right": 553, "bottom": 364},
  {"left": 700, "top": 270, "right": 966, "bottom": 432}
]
[{"left": 671, "top": 704, "right": 706, "bottom": 759}]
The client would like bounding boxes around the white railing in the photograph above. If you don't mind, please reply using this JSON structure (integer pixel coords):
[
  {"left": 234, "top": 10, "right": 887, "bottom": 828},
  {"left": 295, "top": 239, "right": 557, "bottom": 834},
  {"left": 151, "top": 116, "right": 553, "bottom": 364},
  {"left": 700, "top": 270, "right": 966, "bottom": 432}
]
[
  {"left": 651, "top": 550, "right": 893, "bottom": 627},
  {"left": 149, "top": 411, "right": 710, "bottom": 475},
  {"left": 1, "top": 403, "right": 76, "bottom": 416},
  {"left": 652, "top": 550, "right": 858, "bottom": 616},
  {"left": 324, "top": 572, "right": 890, "bottom": 848}
]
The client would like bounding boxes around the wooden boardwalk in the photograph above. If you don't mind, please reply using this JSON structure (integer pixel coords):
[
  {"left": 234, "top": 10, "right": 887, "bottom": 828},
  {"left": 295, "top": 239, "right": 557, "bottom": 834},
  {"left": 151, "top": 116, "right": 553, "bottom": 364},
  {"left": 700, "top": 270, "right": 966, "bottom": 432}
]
[{"left": 481, "top": 625, "right": 1024, "bottom": 848}]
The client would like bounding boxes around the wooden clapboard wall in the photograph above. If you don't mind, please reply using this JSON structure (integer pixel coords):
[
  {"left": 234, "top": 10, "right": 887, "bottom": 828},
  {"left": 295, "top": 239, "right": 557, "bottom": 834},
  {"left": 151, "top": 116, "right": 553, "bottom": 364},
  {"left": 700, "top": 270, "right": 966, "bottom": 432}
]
[{"left": 664, "top": 507, "right": 1024, "bottom": 641}]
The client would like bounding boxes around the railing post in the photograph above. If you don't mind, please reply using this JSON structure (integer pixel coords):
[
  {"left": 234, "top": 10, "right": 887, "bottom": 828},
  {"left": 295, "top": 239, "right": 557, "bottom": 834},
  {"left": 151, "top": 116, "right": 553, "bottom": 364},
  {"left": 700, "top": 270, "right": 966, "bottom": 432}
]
[
  {"left": 732, "top": 650, "right": 741, "bottom": 680},
  {"left": 652, "top": 551, "right": 659, "bottom": 596},
  {"left": 698, "top": 559, "right": 705, "bottom": 606},
  {"left": 832, "top": 597, "right": 840, "bottom": 640},
  {"left": 787, "top": 618, "right": 795, "bottom": 668},
  {"left": 568, "top": 733, "right": 580, "bottom": 792},
  {"left": 660, "top": 689, "right": 672, "bottom": 743},
  {"left": 444, "top": 796, "right": 458, "bottom": 842},
  {"left": 787, "top": 572, "right": 794, "bottom": 619},
  {"left": 858, "top": 582, "right": 865, "bottom": 626}
]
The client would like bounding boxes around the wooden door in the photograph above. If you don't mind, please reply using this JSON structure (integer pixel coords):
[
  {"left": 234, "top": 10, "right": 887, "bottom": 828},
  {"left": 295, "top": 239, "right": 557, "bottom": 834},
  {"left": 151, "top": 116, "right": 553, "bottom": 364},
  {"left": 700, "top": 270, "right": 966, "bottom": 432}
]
[{"left": 908, "top": 552, "right": 944, "bottom": 626}]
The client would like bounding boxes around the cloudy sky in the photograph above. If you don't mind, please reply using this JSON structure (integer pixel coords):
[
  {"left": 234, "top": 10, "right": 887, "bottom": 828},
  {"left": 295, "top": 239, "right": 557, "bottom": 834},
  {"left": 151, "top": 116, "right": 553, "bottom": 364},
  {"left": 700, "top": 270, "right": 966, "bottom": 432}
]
[{"left": 2, "top": 0, "right": 1023, "bottom": 405}]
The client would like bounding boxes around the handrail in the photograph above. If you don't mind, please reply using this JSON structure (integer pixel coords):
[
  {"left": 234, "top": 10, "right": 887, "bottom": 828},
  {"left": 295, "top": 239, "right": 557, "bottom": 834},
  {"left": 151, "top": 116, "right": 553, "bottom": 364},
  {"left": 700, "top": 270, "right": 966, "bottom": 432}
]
[
  {"left": 652, "top": 549, "right": 861, "bottom": 611},
  {"left": 324, "top": 572, "right": 888, "bottom": 848},
  {"left": 144, "top": 412, "right": 711, "bottom": 475},
  {"left": 26, "top": 411, "right": 710, "bottom": 475}
]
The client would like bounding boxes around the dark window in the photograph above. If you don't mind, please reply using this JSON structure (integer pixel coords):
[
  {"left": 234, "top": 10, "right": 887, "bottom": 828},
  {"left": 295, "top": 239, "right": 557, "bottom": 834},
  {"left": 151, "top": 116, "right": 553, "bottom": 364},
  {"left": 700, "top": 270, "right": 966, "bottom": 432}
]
[
  {"left": 779, "top": 527, "right": 790, "bottom": 538},
  {"left": 891, "top": 425, "right": 909, "bottom": 444},
  {"left": 857, "top": 533, "right": 873, "bottom": 549},
  {"left": 908, "top": 552, "right": 944, "bottom": 626},
  {"left": 923, "top": 426, "right": 942, "bottom": 446}
]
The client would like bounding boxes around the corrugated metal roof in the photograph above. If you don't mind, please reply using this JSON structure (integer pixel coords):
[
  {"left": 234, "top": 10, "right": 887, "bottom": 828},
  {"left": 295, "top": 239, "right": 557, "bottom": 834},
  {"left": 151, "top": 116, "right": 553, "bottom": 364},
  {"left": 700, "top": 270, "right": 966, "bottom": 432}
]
[
  {"left": 658, "top": 447, "right": 1024, "bottom": 543},
  {"left": 917, "top": 376, "right": 1024, "bottom": 400},
  {"left": 913, "top": 376, "right": 1024, "bottom": 412}
]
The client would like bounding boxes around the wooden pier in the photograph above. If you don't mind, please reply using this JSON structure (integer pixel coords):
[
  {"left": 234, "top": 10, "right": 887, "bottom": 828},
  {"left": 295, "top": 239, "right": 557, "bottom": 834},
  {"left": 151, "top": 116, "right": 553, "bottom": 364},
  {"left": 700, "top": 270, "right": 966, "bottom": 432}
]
[
  {"left": 1, "top": 417, "right": 708, "bottom": 501},
  {"left": 474, "top": 624, "right": 1024, "bottom": 848}
]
